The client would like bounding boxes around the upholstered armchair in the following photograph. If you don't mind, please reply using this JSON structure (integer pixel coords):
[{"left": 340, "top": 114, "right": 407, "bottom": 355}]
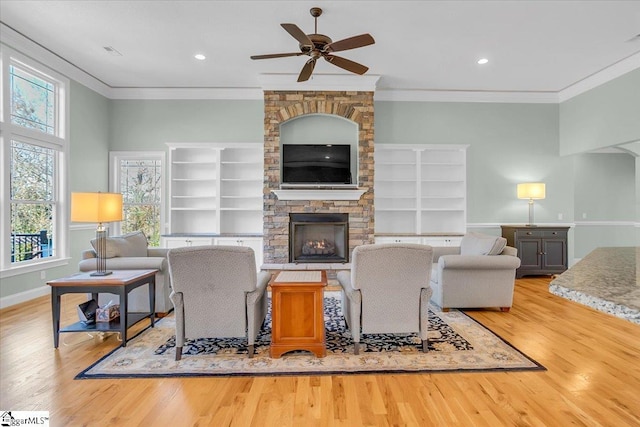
[
  {"left": 337, "top": 243, "right": 434, "bottom": 355},
  {"left": 78, "top": 231, "right": 172, "bottom": 314},
  {"left": 167, "top": 245, "right": 270, "bottom": 361},
  {"left": 430, "top": 232, "right": 521, "bottom": 312}
]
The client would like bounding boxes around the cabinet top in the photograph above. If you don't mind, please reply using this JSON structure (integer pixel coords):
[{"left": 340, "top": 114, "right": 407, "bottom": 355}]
[
  {"left": 500, "top": 225, "right": 571, "bottom": 230},
  {"left": 162, "top": 233, "right": 263, "bottom": 238}
]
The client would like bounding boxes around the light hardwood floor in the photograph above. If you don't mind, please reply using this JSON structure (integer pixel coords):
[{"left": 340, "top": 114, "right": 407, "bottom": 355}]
[{"left": 1, "top": 277, "right": 639, "bottom": 426}]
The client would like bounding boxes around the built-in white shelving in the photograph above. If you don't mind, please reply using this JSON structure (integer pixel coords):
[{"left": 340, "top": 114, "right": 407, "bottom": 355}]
[
  {"left": 165, "top": 142, "right": 264, "bottom": 238},
  {"left": 374, "top": 144, "right": 468, "bottom": 240}
]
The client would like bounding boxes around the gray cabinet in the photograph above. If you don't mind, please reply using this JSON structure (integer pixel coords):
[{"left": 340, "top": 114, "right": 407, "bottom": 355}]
[{"left": 501, "top": 226, "right": 569, "bottom": 278}]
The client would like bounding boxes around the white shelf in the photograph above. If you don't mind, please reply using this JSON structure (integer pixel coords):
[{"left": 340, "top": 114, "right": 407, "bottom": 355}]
[{"left": 375, "top": 143, "right": 468, "bottom": 235}]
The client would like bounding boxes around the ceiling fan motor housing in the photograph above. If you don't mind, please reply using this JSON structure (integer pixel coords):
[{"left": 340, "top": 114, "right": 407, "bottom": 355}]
[{"left": 302, "top": 34, "right": 333, "bottom": 52}]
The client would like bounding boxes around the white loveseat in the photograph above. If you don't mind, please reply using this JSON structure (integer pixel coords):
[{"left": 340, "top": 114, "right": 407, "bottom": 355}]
[
  {"left": 78, "top": 231, "right": 172, "bottom": 314},
  {"left": 430, "top": 232, "right": 521, "bottom": 311}
]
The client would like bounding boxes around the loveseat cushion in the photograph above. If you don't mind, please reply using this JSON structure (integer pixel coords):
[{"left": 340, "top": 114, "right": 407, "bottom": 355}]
[
  {"left": 91, "top": 231, "right": 148, "bottom": 258},
  {"left": 459, "top": 232, "right": 507, "bottom": 256}
]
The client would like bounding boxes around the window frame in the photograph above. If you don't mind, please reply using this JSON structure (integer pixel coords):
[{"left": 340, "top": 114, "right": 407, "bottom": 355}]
[
  {"left": 109, "top": 151, "right": 166, "bottom": 243},
  {"left": 0, "top": 45, "right": 70, "bottom": 277}
]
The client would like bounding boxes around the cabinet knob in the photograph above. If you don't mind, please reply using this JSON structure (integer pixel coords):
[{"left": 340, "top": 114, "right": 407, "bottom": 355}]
[
  {"left": 526, "top": 232, "right": 532, "bottom": 235},
  {"left": 552, "top": 232, "right": 557, "bottom": 235}
]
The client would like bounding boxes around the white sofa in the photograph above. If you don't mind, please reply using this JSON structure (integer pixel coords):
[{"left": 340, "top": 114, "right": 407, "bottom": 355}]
[
  {"left": 78, "top": 231, "right": 172, "bottom": 314},
  {"left": 430, "top": 232, "right": 521, "bottom": 311}
]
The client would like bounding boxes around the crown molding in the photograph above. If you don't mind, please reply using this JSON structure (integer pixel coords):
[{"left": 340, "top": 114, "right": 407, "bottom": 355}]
[
  {"left": 257, "top": 73, "right": 380, "bottom": 92},
  {"left": 557, "top": 52, "right": 640, "bottom": 102},
  {"left": 374, "top": 89, "right": 559, "bottom": 104},
  {"left": 108, "top": 87, "right": 262, "bottom": 100}
]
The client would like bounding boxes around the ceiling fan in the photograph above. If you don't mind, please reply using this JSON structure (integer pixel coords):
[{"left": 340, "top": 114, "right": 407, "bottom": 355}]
[{"left": 250, "top": 7, "right": 375, "bottom": 82}]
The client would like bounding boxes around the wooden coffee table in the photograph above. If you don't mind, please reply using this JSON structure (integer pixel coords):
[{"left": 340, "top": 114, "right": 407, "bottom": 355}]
[
  {"left": 269, "top": 270, "right": 327, "bottom": 358},
  {"left": 48, "top": 269, "right": 156, "bottom": 348}
]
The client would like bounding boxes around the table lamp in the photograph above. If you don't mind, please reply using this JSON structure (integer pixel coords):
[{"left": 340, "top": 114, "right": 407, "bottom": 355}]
[
  {"left": 71, "top": 192, "right": 123, "bottom": 276},
  {"left": 517, "top": 183, "right": 545, "bottom": 227}
]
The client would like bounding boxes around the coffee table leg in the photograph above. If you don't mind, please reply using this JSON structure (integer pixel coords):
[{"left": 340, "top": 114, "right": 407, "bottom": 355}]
[
  {"left": 149, "top": 276, "right": 155, "bottom": 328},
  {"left": 120, "top": 289, "right": 127, "bottom": 346},
  {"left": 51, "top": 289, "right": 61, "bottom": 348}
]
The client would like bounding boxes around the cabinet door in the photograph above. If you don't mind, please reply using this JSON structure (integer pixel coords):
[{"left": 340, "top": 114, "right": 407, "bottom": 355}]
[
  {"left": 542, "top": 239, "right": 567, "bottom": 270},
  {"left": 422, "top": 236, "right": 462, "bottom": 247},
  {"left": 375, "top": 236, "right": 422, "bottom": 244},
  {"left": 517, "top": 238, "right": 543, "bottom": 269},
  {"left": 215, "top": 237, "right": 263, "bottom": 271},
  {"left": 162, "top": 237, "right": 214, "bottom": 249}
]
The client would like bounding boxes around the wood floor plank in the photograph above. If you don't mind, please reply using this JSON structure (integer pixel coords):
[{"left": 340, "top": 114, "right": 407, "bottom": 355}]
[{"left": 1, "top": 277, "right": 640, "bottom": 426}]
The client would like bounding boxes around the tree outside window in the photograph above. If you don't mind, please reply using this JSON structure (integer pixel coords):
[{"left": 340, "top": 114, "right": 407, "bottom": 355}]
[{"left": 118, "top": 158, "right": 163, "bottom": 247}]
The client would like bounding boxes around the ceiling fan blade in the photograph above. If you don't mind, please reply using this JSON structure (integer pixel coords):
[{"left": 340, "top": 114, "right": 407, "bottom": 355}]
[
  {"left": 324, "top": 55, "right": 369, "bottom": 75},
  {"left": 250, "top": 52, "right": 304, "bottom": 60},
  {"left": 281, "top": 23, "right": 313, "bottom": 48},
  {"left": 324, "top": 34, "right": 375, "bottom": 53},
  {"left": 297, "top": 58, "right": 316, "bottom": 82}
]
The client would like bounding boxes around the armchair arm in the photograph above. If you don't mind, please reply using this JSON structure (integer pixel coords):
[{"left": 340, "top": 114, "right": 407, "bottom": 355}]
[
  {"left": 148, "top": 247, "right": 169, "bottom": 257},
  {"left": 246, "top": 271, "right": 270, "bottom": 306},
  {"left": 432, "top": 246, "right": 461, "bottom": 262},
  {"left": 439, "top": 254, "right": 521, "bottom": 271},
  {"left": 337, "top": 271, "right": 361, "bottom": 306}
]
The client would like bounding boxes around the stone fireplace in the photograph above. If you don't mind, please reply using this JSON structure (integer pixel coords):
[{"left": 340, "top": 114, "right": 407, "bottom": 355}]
[
  {"left": 289, "top": 213, "right": 349, "bottom": 263},
  {"left": 263, "top": 89, "right": 375, "bottom": 265}
]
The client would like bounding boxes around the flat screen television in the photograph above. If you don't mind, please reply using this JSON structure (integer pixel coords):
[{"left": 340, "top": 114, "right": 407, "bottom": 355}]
[{"left": 282, "top": 144, "right": 351, "bottom": 185}]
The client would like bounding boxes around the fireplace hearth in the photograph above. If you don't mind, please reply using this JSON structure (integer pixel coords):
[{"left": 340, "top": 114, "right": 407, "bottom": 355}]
[{"left": 290, "top": 213, "right": 348, "bottom": 263}]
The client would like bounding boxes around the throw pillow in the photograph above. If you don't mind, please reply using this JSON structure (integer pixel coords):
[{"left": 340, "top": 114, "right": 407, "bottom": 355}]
[
  {"left": 460, "top": 232, "right": 507, "bottom": 256},
  {"left": 91, "top": 231, "right": 148, "bottom": 258}
]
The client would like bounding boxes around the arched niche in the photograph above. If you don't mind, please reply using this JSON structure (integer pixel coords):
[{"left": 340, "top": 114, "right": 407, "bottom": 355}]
[{"left": 280, "top": 114, "right": 359, "bottom": 185}]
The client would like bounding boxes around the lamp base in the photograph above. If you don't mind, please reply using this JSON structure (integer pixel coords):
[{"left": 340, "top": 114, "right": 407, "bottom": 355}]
[{"left": 90, "top": 270, "right": 113, "bottom": 277}]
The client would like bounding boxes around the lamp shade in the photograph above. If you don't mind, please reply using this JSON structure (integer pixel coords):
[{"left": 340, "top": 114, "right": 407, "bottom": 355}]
[
  {"left": 517, "top": 183, "right": 546, "bottom": 200},
  {"left": 71, "top": 192, "right": 123, "bottom": 223}
]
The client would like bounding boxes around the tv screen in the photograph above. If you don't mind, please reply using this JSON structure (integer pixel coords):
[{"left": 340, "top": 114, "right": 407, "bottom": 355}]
[{"left": 282, "top": 144, "right": 351, "bottom": 185}]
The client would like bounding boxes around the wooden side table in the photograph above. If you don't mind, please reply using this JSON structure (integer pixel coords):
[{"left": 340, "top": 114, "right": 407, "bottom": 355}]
[
  {"left": 269, "top": 270, "right": 327, "bottom": 358},
  {"left": 47, "top": 269, "right": 156, "bottom": 348}
]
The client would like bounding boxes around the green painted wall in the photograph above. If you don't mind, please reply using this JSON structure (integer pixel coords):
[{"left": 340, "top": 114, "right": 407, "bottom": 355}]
[
  {"left": 109, "top": 100, "right": 264, "bottom": 149},
  {"left": 374, "top": 101, "right": 574, "bottom": 225},
  {"left": 560, "top": 69, "right": 640, "bottom": 155}
]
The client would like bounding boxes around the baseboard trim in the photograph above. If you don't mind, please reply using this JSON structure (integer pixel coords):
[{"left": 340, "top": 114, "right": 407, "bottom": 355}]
[{"left": 0, "top": 285, "right": 50, "bottom": 309}]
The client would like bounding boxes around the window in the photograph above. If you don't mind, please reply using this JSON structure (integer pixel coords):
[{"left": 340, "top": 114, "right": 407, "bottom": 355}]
[
  {"left": 110, "top": 152, "right": 165, "bottom": 247},
  {"left": 10, "top": 65, "right": 56, "bottom": 134},
  {"left": 1, "top": 47, "right": 69, "bottom": 275},
  {"left": 10, "top": 140, "right": 56, "bottom": 261}
]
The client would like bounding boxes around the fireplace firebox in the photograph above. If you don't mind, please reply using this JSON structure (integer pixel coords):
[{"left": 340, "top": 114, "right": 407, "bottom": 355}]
[{"left": 289, "top": 213, "right": 349, "bottom": 263}]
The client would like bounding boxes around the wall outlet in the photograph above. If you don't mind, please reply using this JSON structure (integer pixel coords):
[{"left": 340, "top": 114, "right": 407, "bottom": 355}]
[
  {"left": 557, "top": 213, "right": 563, "bottom": 220},
  {"left": 582, "top": 213, "right": 587, "bottom": 219},
  {"left": 40, "top": 271, "right": 46, "bottom": 280}
]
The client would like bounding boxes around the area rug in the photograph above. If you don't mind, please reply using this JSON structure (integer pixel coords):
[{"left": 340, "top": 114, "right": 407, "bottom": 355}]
[{"left": 76, "top": 296, "right": 544, "bottom": 378}]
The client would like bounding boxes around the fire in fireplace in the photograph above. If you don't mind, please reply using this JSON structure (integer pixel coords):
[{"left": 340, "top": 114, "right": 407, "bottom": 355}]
[{"left": 289, "top": 213, "right": 348, "bottom": 263}]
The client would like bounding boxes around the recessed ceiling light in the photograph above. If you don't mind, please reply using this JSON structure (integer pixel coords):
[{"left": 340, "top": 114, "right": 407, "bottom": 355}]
[
  {"left": 194, "top": 54, "right": 206, "bottom": 61},
  {"left": 477, "top": 58, "right": 489, "bottom": 65}
]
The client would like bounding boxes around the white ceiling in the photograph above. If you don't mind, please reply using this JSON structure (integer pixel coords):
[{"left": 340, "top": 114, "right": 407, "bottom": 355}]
[{"left": 1, "top": 0, "right": 639, "bottom": 98}]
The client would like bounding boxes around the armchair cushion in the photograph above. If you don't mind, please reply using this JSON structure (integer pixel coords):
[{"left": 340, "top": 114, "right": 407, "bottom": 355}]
[
  {"left": 460, "top": 232, "right": 507, "bottom": 256},
  {"left": 90, "top": 231, "right": 148, "bottom": 258}
]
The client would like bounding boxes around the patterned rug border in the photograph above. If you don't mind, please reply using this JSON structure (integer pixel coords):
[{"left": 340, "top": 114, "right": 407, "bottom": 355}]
[{"left": 76, "top": 301, "right": 545, "bottom": 379}]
